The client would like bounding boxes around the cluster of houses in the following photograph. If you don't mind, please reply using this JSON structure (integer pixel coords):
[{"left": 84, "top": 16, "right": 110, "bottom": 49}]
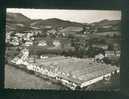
[
  {"left": 6, "top": 31, "right": 35, "bottom": 46},
  {"left": 6, "top": 27, "right": 43, "bottom": 46},
  {"left": 91, "top": 43, "right": 120, "bottom": 64},
  {"left": 6, "top": 27, "right": 120, "bottom": 67},
  {"left": 94, "top": 50, "right": 120, "bottom": 64},
  {"left": 7, "top": 23, "right": 112, "bottom": 50},
  {"left": 6, "top": 26, "right": 86, "bottom": 46},
  {"left": 6, "top": 24, "right": 120, "bottom": 63}
]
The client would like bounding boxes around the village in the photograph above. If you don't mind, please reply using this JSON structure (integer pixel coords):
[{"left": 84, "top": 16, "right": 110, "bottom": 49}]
[
  {"left": 5, "top": 11, "right": 120, "bottom": 90},
  {"left": 6, "top": 21, "right": 120, "bottom": 65}
]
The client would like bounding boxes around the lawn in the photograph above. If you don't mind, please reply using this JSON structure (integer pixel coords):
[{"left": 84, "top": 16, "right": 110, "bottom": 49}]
[{"left": 5, "top": 64, "right": 68, "bottom": 90}]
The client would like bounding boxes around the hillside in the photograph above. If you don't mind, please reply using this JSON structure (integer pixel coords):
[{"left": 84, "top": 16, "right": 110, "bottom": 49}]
[
  {"left": 6, "top": 13, "right": 32, "bottom": 32},
  {"left": 6, "top": 13, "right": 31, "bottom": 23},
  {"left": 6, "top": 12, "right": 120, "bottom": 33},
  {"left": 30, "top": 18, "right": 84, "bottom": 28},
  {"left": 6, "top": 13, "right": 84, "bottom": 32},
  {"left": 92, "top": 19, "right": 120, "bottom": 27}
]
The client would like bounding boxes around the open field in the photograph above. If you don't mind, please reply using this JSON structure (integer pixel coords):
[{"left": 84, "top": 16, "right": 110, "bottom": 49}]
[
  {"left": 5, "top": 64, "right": 68, "bottom": 90},
  {"left": 95, "top": 31, "right": 120, "bottom": 36}
]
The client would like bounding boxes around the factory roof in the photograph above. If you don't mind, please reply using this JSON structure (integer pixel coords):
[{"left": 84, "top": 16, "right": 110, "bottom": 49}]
[{"left": 34, "top": 56, "right": 119, "bottom": 85}]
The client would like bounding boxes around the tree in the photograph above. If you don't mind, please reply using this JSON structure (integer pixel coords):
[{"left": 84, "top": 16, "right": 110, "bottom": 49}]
[
  {"left": 86, "top": 47, "right": 105, "bottom": 58},
  {"left": 108, "top": 44, "right": 114, "bottom": 50},
  {"left": 70, "top": 37, "right": 89, "bottom": 58},
  {"left": 113, "top": 34, "right": 118, "bottom": 38},
  {"left": 103, "top": 57, "right": 111, "bottom": 64}
]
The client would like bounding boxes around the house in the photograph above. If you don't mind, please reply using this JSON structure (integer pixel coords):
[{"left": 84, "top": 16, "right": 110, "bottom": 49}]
[
  {"left": 22, "top": 32, "right": 33, "bottom": 41},
  {"left": 10, "top": 36, "right": 20, "bottom": 46},
  {"left": 47, "top": 29, "right": 57, "bottom": 35},
  {"left": 40, "top": 55, "right": 48, "bottom": 59},
  {"left": 24, "top": 41, "right": 33, "bottom": 46},
  {"left": 105, "top": 51, "right": 115, "bottom": 57},
  {"left": 53, "top": 40, "right": 61, "bottom": 47},
  {"left": 14, "top": 33, "right": 24, "bottom": 38},
  {"left": 92, "top": 44, "right": 108, "bottom": 50},
  {"left": 94, "top": 53, "right": 105, "bottom": 63},
  {"left": 6, "top": 33, "right": 11, "bottom": 43},
  {"left": 38, "top": 40, "right": 47, "bottom": 46},
  {"left": 115, "top": 50, "right": 120, "bottom": 57},
  {"left": 11, "top": 48, "right": 29, "bottom": 65}
]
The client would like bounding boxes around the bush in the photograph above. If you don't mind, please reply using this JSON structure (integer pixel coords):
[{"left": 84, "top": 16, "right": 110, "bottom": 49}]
[
  {"left": 103, "top": 57, "right": 111, "bottom": 64},
  {"left": 86, "top": 47, "right": 105, "bottom": 58}
]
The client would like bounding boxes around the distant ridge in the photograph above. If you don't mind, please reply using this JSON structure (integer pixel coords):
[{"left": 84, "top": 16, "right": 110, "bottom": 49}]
[
  {"left": 92, "top": 19, "right": 120, "bottom": 26},
  {"left": 30, "top": 18, "right": 84, "bottom": 28},
  {"left": 6, "top": 12, "right": 31, "bottom": 23},
  {"left": 6, "top": 12, "right": 120, "bottom": 32}
]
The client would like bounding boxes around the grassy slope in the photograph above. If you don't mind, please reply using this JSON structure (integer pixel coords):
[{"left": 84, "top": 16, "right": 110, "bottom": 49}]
[{"left": 5, "top": 64, "right": 68, "bottom": 90}]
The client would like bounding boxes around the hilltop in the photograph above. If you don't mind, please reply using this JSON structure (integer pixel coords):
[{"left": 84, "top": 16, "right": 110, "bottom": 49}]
[{"left": 6, "top": 12, "right": 120, "bottom": 34}]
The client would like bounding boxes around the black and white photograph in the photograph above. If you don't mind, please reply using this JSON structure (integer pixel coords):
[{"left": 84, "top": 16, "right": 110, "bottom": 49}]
[{"left": 5, "top": 8, "right": 121, "bottom": 90}]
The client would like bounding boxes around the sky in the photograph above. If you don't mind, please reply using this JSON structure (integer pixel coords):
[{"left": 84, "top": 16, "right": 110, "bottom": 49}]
[{"left": 7, "top": 8, "right": 121, "bottom": 23}]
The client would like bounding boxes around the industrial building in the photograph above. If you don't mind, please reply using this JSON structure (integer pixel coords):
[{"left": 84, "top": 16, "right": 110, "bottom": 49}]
[{"left": 11, "top": 49, "right": 119, "bottom": 90}]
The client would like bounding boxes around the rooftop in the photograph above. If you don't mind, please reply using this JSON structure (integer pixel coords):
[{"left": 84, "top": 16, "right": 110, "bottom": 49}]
[{"left": 33, "top": 56, "right": 119, "bottom": 85}]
